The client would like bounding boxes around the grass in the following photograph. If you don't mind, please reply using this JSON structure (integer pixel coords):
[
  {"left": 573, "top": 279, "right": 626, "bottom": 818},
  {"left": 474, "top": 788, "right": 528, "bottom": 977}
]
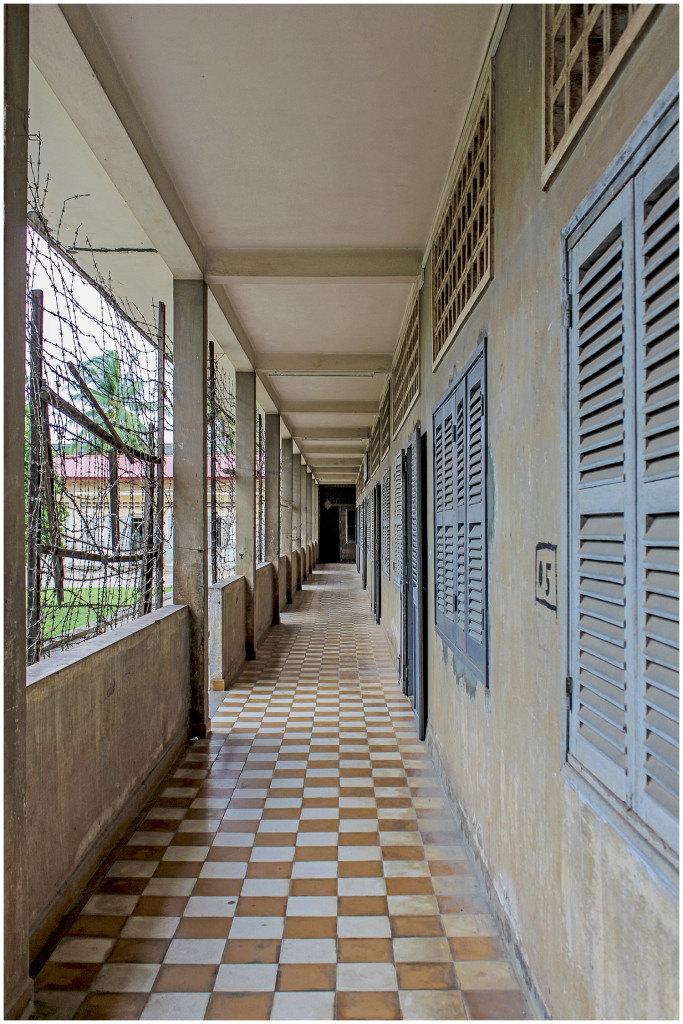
[{"left": 39, "top": 586, "right": 139, "bottom": 641}]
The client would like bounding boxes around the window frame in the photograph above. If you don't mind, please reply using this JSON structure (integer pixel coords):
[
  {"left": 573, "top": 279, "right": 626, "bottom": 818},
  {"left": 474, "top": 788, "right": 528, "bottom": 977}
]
[
  {"left": 432, "top": 338, "right": 488, "bottom": 685},
  {"left": 560, "top": 78, "right": 679, "bottom": 866},
  {"left": 542, "top": 5, "right": 658, "bottom": 189}
]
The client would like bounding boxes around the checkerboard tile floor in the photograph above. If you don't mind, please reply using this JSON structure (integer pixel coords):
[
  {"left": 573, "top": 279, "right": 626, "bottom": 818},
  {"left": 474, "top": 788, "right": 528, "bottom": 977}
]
[{"left": 32, "top": 564, "right": 532, "bottom": 1020}]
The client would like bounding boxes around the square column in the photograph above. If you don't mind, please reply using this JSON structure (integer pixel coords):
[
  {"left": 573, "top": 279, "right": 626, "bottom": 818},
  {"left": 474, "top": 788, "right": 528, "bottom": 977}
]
[
  {"left": 281, "top": 437, "right": 293, "bottom": 604},
  {"left": 236, "top": 371, "right": 256, "bottom": 658},
  {"left": 300, "top": 460, "right": 308, "bottom": 579},
  {"left": 173, "top": 279, "right": 209, "bottom": 737},
  {"left": 307, "top": 469, "right": 313, "bottom": 567},
  {"left": 264, "top": 412, "right": 280, "bottom": 625},
  {"left": 292, "top": 452, "right": 301, "bottom": 589},
  {"left": 4, "top": 6, "right": 32, "bottom": 1018}
]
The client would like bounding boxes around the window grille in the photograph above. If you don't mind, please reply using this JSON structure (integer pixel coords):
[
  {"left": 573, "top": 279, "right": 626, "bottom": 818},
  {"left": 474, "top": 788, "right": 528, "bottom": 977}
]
[
  {"left": 393, "top": 451, "right": 403, "bottom": 589},
  {"left": 392, "top": 294, "right": 420, "bottom": 438},
  {"left": 543, "top": 5, "right": 655, "bottom": 183},
  {"left": 379, "top": 379, "right": 391, "bottom": 462},
  {"left": 432, "top": 69, "right": 492, "bottom": 367},
  {"left": 433, "top": 341, "right": 487, "bottom": 682},
  {"left": 370, "top": 416, "right": 380, "bottom": 477},
  {"left": 381, "top": 468, "right": 391, "bottom": 578},
  {"left": 566, "top": 118, "right": 679, "bottom": 852}
]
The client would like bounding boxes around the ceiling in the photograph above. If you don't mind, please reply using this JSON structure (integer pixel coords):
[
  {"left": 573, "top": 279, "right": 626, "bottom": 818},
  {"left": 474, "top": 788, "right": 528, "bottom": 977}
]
[{"left": 30, "top": 3, "right": 500, "bottom": 482}]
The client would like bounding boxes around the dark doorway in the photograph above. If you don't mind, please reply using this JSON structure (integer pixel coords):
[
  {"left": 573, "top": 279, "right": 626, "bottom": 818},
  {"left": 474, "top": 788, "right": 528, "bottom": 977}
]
[
  {"left": 319, "top": 485, "right": 356, "bottom": 562},
  {"left": 405, "top": 426, "right": 428, "bottom": 740},
  {"left": 373, "top": 482, "right": 381, "bottom": 623}
]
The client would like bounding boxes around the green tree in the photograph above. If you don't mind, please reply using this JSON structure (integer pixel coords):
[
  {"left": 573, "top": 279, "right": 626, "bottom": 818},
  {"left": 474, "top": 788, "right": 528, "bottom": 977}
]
[{"left": 68, "top": 349, "right": 150, "bottom": 452}]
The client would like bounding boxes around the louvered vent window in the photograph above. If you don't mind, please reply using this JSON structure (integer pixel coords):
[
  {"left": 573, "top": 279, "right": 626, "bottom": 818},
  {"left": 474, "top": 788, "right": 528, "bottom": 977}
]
[
  {"left": 567, "top": 121, "right": 679, "bottom": 852},
  {"left": 393, "top": 295, "right": 420, "bottom": 438},
  {"left": 370, "top": 417, "right": 380, "bottom": 477},
  {"left": 432, "top": 69, "right": 492, "bottom": 368},
  {"left": 380, "top": 380, "right": 391, "bottom": 462},
  {"left": 433, "top": 342, "right": 487, "bottom": 681},
  {"left": 543, "top": 5, "right": 654, "bottom": 184},
  {"left": 393, "top": 451, "right": 403, "bottom": 589},
  {"left": 381, "top": 469, "right": 391, "bottom": 579}
]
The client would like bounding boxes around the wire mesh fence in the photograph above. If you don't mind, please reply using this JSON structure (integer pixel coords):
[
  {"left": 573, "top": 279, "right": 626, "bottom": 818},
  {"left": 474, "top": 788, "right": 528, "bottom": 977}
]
[
  {"left": 208, "top": 340, "right": 236, "bottom": 582},
  {"left": 25, "top": 137, "right": 173, "bottom": 663}
]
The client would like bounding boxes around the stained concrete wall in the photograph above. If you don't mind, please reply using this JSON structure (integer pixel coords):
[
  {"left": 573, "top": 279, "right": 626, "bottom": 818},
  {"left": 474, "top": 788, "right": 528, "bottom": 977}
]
[
  {"left": 255, "top": 562, "right": 275, "bottom": 647},
  {"left": 26, "top": 605, "right": 190, "bottom": 959},
  {"left": 208, "top": 575, "right": 247, "bottom": 690},
  {"left": 359, "top": 7, "right": 679, "bottom": 1018}
]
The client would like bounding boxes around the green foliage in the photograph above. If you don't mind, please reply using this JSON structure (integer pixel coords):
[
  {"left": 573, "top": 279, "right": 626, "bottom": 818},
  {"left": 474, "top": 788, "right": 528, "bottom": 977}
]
[{"left": 67, "top": 349, "right": 151, "bottom": 452}]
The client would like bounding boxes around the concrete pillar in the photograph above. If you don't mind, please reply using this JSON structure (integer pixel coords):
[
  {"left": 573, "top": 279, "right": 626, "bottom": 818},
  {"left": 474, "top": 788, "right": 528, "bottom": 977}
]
[
  {"left": 4, "top": 8, "right": 32, "bottom": 1018},
  {"left": 173, "top": 279, "right": 209, "bottom": 737},
  {"left": 300, "top": 461, "right": 308, "bottom": 579},
  {"left": 281, "top": 437, "right": 293, "bottom": 603},
  {"left": 292, "top": 452, "right": 301, "bottom": 589},
  {"left": 316, "top": 481, "right": 320, "bottom": 556},
  {"left": 307, "top": 470, "right": 313, "bottom": 567},
  {"left": 236, "top": 372, "right": 256, "bottom": 657},
  {"left": 264, "top": 412, "right": 280, "bottom": 625}
]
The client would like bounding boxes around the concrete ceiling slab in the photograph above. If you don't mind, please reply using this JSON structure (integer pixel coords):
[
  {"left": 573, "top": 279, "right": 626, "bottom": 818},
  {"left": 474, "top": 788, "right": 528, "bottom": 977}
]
[
  {"left": 223, "top": 279, "right": 414, "bottom": 356},
  {"left": 88, "top": 4, "right": 500, "bottom": 249}
]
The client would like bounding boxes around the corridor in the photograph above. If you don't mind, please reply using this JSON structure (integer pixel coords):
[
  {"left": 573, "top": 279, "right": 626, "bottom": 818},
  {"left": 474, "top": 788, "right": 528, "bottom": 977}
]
[{"left": 31, "top": 566, "right": 530, "bottom": 1021}]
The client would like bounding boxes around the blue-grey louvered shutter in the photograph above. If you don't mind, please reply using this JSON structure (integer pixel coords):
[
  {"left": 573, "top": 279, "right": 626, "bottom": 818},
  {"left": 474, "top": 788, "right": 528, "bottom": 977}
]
[
  {"left": 568, "top": 183, "right": 636, "bottom": 802},
  {"left": 393, "top": 451, "right": 403, "bottom": 588},
  {"left": 454, "top": 378, "right": 467, "bottom": 653},
  {"left": 382, "top": 469, "right": 391, "bottom": 577},
  {"left": 465, "top": 355, "right": 487, "bottom": 675},
  {"left": 634, "top": 125, "right": 679, "bottom": 851},
  {"left": 434, "top": 395, "right": 457, "bottom": 640},
  {"left": 434, "top": 402, "right": 446, "bottom": 625}
]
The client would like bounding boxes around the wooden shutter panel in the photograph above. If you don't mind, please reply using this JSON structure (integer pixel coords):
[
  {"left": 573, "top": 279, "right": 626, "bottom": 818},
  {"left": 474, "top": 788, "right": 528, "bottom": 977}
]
[
  {"left": 443, "top": 407, "right": 456, "bottom": 627},
  {"left": 434, "top": 395, "right": 457, "bottom": 640},
  {"left": 455, "top": 380, "right": 467, "bottom": 652},
  {"left": 434, "top": 405, "right": 446, "bottom": 621},
  {"left": 411, "top": 435, "right": 419, "bottom": 591},
  {"left": 394, "top": 451, "right": 403, "bottom": 588},
  {"left": 465, "top": 355, "right": 487, "bottom": 673},
  {"left": 569, "top": 184, "right": 636, "bottom": 802},
  {"left": 634, "top": 127, "right": 679, "bottom": 850},
  {"left": 382, "top": 469, "right": 391, "bottom": 577}
]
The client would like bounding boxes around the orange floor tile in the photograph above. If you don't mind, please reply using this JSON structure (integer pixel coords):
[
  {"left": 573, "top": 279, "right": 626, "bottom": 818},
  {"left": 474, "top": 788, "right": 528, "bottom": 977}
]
[{"left": 31, "top": 564, "right": 532, "bottom": 1020}]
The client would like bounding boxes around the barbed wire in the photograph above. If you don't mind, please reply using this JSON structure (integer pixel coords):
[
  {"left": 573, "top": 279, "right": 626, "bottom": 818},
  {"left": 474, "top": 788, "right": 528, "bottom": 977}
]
[
  {"left": 208, "top": 342, "right": 236, "bottom": 582},
  {"left": 25, "top": 133, "right": 173, "bottom": 663}
]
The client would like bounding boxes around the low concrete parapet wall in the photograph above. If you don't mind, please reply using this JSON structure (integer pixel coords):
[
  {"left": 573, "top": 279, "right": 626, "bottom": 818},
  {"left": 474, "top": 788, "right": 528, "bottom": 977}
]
[
  {"left": 209, "top": 575, "right": 246, "bottom": 689},
  {"left": 278, "top": 555, "right": 288, "bottom": 610},
  {"left": 255, "top": 562, "right": 274, "bottom": 645},
  {"left": 26, "top": 605, "right": 190, "bottom": 960}
]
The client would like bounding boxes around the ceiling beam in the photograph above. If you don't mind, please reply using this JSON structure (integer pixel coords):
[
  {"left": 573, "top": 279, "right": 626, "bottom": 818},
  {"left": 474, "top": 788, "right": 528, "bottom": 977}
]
[
  {"left": 298, "top": 443, "right": 366, "bottom": 454},
  {"left": 284, "top": 401, "right": 377, "bottom": 414},
  {"left": 294, "top": 427, "right": 370, "bottom": 439},
  {"left": 257, "top": 354, "right": 392, "bottom": 374},
  {"left": 205, "top": 247, "right": 422, "bottom": 280}
]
